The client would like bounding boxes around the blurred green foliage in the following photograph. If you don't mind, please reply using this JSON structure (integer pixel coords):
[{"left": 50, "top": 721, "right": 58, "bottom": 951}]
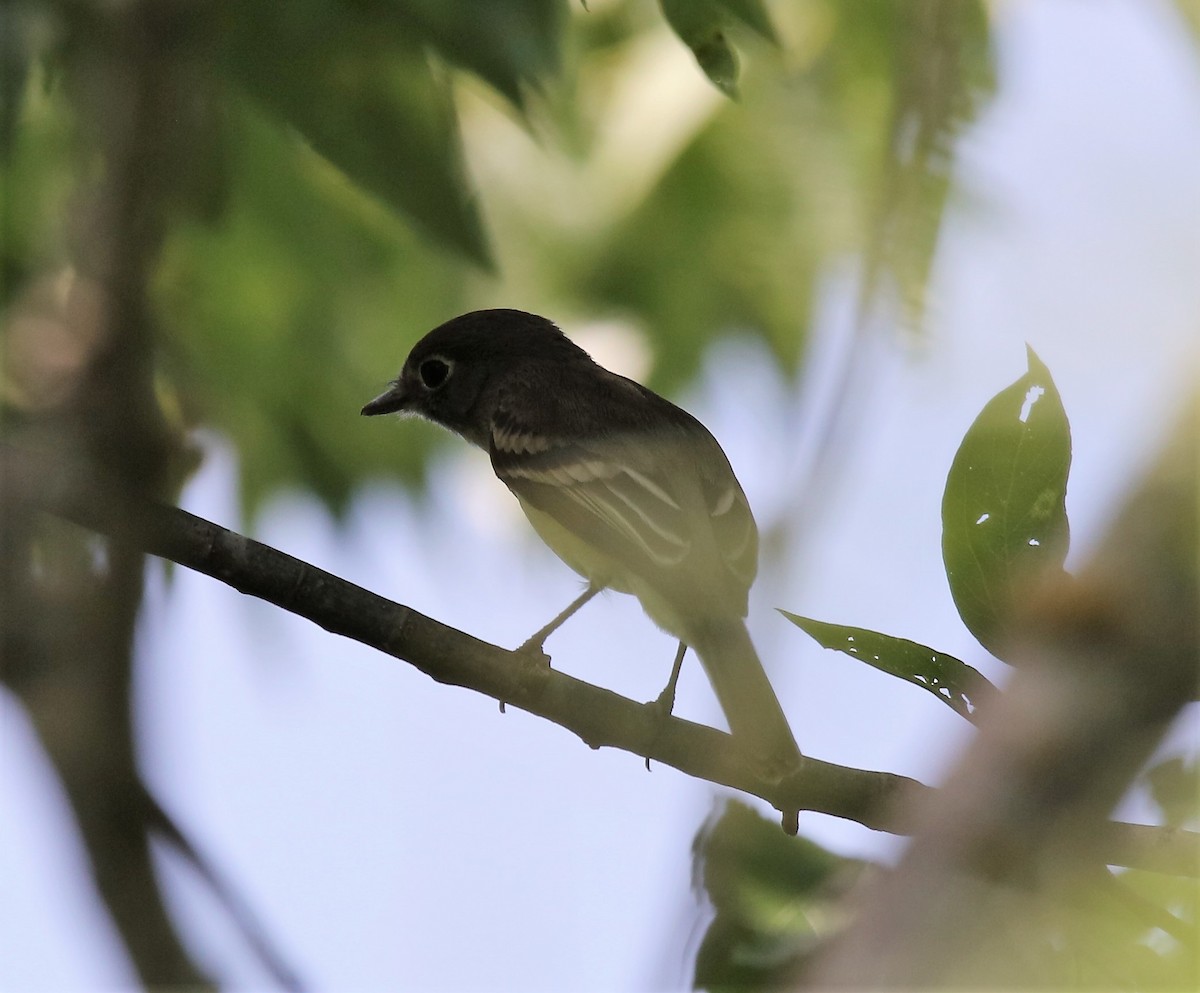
[
  {"left": 1, "top": 0, "right": 996, "bottom": 515},
  {"left": 225, "top": 5, "right": 493, "bottom": 268},
  {"left": 696, "top": 801, "right": 1198, "bottom": 991},
  {"left": 659, "top": 0, "right": 774, "bottom": 98},
  {"left": 692, "top": 800, "right": 862, "bottom": 990},
  {"left": 153, "top": 97, "right": 466, "bottom": 510}
]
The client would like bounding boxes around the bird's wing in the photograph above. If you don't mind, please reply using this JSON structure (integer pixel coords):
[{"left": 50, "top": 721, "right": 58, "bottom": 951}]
[{"left": 489, "top": 398, "right": 757, "bottom": 596}]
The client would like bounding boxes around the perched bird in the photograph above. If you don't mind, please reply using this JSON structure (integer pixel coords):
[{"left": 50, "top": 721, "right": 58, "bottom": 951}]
[{"left": 362, "top": 309, "right": 801, "bottom": 771}]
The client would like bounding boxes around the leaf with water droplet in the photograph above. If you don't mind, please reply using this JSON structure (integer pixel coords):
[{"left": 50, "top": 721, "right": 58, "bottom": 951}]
[{"left": 941, "top": 346, "right": 1072, "bottom": 659}]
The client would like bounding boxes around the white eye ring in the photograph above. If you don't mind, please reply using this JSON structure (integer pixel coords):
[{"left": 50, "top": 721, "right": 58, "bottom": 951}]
[{"left": 418, "top": 356, "right": 453, "bottom": 390}]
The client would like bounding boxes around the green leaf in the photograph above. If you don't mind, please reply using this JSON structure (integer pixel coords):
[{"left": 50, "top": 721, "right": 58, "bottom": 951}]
[
  {"left": 693, "top": 801, "right": 860, "bottom": 991},
  {"left": 941, "top": 346, "right": 1072, "bottom": 658},
  {"left": 0, "top": 49, "right": 77, "bottom": 313},
  {"left": 859, "top": 0, "right": 995, "bottom": 330},
  {"left": 582, "top": 100, "right": 817, "bottom": 388},
  {"left": 0, "top": 4, "right": 32, "bottom": 157},
  {"left": 384, "top": 0, "right": 566, "bottom": 110},
  {"left": 715, "top": 0, "right": 778, "bottom": 43},
  {"left": 794, "top": 1, "right": 994, "bottom": 332},
  {"left": 780, "top": 611, "right": 996, "bottom": 722},
  {"left": 154, "top": 98, "right": 464, "bottom": 517},
  {"left": 659, "top": 0, "right": 741, "bottom": 98},
  {"left": 223, "top": 2, "right": 491, "bottom": 267}
]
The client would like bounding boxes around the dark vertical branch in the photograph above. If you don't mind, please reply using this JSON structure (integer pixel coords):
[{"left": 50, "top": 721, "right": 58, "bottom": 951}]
[{"left": 2, "top": 1, "right": 216, "bottom": 986}]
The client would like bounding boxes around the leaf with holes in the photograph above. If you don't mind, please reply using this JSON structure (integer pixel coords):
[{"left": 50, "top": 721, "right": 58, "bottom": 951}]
[
  {"left": 780, "top": 612, "right": 996, "bottom": 722},
  {"left": 941, "top": 346, "right": 1072, "bottom": 659}
]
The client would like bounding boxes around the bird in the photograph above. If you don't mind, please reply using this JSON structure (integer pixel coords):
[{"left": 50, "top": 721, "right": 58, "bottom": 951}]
[{"left": 361, "top": 308, "right": 801, "bottom": 773}]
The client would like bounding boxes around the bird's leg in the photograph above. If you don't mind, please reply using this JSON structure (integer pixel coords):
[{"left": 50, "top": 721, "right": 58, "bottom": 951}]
[
  {"left": 644, "top": 642, "right": 688, "bottom": 770},
  {"left": 654, "top": 641, "right": 688, "bottom": 716},
  {"left": 504, "top": 585, "right": 602, "bottom": 714},
  {"left": 517, "top": 583, "right": 602, "bottom": 656}
]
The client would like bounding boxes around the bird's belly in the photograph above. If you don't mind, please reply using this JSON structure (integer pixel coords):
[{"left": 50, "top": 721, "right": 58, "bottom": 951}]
[
  {"left": 516, "top": 498, "right": 691, "bottom": 640},
  {"left": 516, "top": 499, "right": 620, "bottom": 586}
]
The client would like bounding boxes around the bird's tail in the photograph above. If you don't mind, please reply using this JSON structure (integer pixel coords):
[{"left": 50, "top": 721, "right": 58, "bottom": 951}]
[{"left": 688, "top": 617, "right": 802, "bottom": 768}]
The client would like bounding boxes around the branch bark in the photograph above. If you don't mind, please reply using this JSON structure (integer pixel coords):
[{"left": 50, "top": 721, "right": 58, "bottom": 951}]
[{"left": 7, "top": 440, "right": 1196, "bottom": 878}]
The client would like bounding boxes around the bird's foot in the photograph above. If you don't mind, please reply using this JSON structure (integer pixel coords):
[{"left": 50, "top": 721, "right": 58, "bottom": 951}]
[
  {"left": 641, "top": 688, "right": 678, "bottom": 771},
  {"left": 514, "top": 636, "right": 552, "bottom": 665},
  {"left": 651, "top": 681, "right": 678, "bottom": 718},
  {"left": 499, "top": 637, "right": 554, "bottom": 715},
  {"left": 642, "top": 642, "right": 687, "bottom": 769}
]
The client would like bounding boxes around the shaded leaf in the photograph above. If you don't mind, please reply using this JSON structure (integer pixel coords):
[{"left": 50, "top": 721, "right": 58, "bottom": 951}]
[
  {"left": 860, "top": 0, "right": 995, "bottom": 330},
  {"left": 384, "top": 0, "right": 566, "bottom": 109},
  {"left": 155, "top": 98, "right": 464, "bottom": 516},
  {"left": 693, "top": 800, "right": 861, "bottom": 991},
  {"left": 223, "top": 2, "right": 491, "bottom": 267},
  {"left": 780, "top": 611, "right": 997, "bottom": 722},
  {"left": 0, "top": 38, "right": 79, "bottom": 312},
  {"left": 582, "top": 92, "right": 817, "bottom": 389},
  {"left": 659, "top": 0, "right": 741, "bottom": 98},
  {"left": 7, "top": 0, "right": 1005, "bottom": 517},
  {"left": 696, "top": 798, "right": 1198, "bottom": 990},
  {"left": 715, "top": 0, "right": 778, "bottom": 43},
  {"left": 583, "top": 3, "right": 998, "bottom": 393},
  {"left": 941, "top": 346, "right": 1072, "bottom": 658},
  {"left": 0, "top": 3, "right": 33, "bottom": 157}
]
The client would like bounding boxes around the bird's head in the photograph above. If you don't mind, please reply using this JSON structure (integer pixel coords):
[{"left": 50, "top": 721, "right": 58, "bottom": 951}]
[{"left": 361, "top": 309, "right": 586, "bottom": 447}]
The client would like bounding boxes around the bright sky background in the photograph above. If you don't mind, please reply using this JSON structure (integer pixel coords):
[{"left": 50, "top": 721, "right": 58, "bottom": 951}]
[{"left": 3, "top": 1, "right": 1199, "bottom": 990}]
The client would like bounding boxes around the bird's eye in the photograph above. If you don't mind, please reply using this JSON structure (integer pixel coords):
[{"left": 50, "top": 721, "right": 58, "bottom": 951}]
[{"left": 419, "top": 357, "right": 452, "bottom": 390}]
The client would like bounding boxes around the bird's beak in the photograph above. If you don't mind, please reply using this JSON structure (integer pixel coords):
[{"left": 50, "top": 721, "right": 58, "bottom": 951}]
[{"left": 361, "top": 381, "right": 410, "bottom": 417}]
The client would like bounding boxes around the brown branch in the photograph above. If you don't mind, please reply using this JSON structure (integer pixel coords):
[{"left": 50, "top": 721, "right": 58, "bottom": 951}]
[{"left": 8, "top": 440, "right": 1197, "bottom": 878}]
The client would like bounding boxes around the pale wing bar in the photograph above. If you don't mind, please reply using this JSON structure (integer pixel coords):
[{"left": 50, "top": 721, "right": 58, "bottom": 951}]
[
  {"left": 491, "top": 412, "right": 755, "bottom": 580},
  {"left": 497, "top": 446, "right": 691, "bottom": 567},
  {"left": 699, "top": 474, "right": 756, "bottom": 586}
]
